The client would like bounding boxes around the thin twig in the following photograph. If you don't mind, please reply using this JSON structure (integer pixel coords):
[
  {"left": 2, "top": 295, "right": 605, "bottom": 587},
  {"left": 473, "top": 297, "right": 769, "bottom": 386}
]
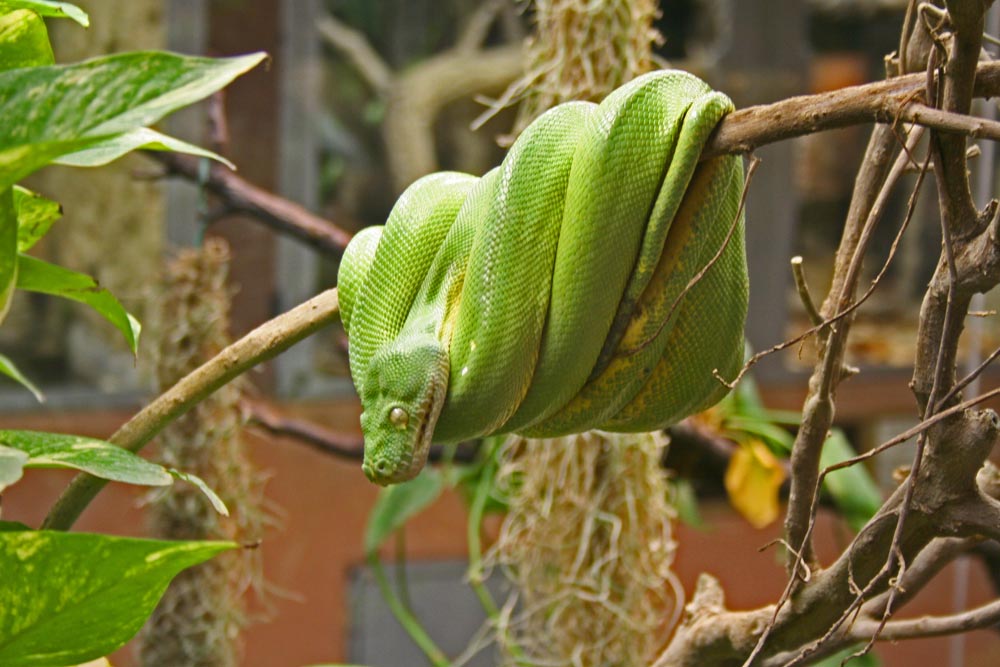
[
  {"left": 790, "top": 256, "right": 823, "bottom": 327},
  {"left": 850, "top": 598, "right": 1000, "bottom": 640}
]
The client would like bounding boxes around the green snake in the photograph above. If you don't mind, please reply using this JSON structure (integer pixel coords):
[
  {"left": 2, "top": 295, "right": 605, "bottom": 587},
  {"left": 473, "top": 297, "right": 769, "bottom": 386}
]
[{"left": 338, "top": 70, "right": 748, "bottom": 485}]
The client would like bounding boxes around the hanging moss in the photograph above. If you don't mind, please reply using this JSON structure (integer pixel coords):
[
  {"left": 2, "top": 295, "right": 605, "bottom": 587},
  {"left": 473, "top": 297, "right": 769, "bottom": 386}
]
[{"left": 140, "top": 239, "right": 265, "bottom": 667}]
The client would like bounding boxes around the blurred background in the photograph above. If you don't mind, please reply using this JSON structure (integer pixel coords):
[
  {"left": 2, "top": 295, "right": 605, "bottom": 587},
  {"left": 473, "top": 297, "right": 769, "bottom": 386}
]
[{"left": 4, "top": 1, "right": 1000, "bottom": 665}]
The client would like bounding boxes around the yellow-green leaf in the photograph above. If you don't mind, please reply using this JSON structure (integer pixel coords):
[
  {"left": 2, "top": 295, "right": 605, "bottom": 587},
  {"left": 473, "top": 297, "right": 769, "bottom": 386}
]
[
  {"left": 724, "top": 439, "right": 787, "bottom": 529},
  {"left": 0, "top": 9, "right": 53, "bottom": 70}
]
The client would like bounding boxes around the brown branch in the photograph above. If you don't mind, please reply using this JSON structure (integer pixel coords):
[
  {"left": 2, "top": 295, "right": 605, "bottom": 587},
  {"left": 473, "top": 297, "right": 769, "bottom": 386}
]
[
  {"left": 454, "top": 0, "right": 507, "bottom": 53},
  {"left": 851, "top": 598, "right": 1000, "bottom": 641},
  {"left": 863, "top": 537, "right": 978, "bottom": 619},
  {"left": 316, "top": 13, "right": 392, "bottom": 93},
  {"left": 701, "top": 60, "right": 1000, "bottom": 159},
  {"left": 245, "top": 398, "right": 364, "bottom": 459},
  {"left": 147, "top": 151, "right": 353, "bottom": 256},
  {"left": 245, "top": 398, "right": 481, "bottom": 465}
]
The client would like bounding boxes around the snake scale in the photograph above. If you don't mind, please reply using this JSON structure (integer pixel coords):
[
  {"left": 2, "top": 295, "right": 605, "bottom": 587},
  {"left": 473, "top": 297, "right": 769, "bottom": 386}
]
[{"left": 338, "top": 70, "right": 749, "bottom": 485}]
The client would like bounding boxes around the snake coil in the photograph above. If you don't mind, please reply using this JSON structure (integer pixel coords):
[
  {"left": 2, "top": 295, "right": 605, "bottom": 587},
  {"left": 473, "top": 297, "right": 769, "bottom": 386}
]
[{"left": 339, "top": 70, "right": 749, "bottom": 485}]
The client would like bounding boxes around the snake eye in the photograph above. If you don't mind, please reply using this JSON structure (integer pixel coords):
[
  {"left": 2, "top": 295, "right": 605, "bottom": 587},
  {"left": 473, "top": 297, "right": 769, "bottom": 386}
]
[{"left": 389, "top": 407, "right": 409, "bottom": 429}]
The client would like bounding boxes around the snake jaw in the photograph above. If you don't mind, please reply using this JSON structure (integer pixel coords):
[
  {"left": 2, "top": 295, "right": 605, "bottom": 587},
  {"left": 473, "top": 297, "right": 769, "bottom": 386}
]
[{"left": 360, "top": 336, "right": 450, "bottom": 485}]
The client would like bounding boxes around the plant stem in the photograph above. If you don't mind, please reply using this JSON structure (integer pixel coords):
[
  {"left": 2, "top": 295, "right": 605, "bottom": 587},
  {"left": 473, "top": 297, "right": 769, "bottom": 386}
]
[{"left": 368, "top": 552, "right": 450, "bottom": 667}]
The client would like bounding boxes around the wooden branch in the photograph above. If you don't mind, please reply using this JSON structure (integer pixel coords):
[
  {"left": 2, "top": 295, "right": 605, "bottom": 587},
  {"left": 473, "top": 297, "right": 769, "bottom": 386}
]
[
  {"left": 316, "top": 13, "right": 392, "bottom": 93},
  {"left": 454, "top": 0, "right": 507, "bottom": 53},
  {"left": 147, "top": 151, "right": 353, "bottom": 256},
  {"left": 851, "top": 599, "right": 1000, "bottom": 640},
  {"left": 42, "top": 289, "right": 342, "bottom": 531},
  {"left": 702, "top": 60, "right": 1000, "bottom": 158},
  {"left": 245, "top": 398, "right": 364, "bottom": 459},
  {"left": 245, "top": 398, "right": 482, "bottom": 465}
]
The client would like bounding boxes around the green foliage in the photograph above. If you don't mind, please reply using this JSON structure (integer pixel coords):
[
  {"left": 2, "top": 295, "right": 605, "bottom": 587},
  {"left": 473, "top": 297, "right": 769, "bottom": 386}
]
[
  {"left": 0, "top": 430, "right": 230, "bottom": 515},
  {"left": 715, "top": 374, "right": 883, "bottom": 530},
  {"left": 0, "top": 50, "right": 264, "bottom": 187},
  {"left": 820, "top": 430, "right": 884, "bottom": 532},
  {"left": 0, "top": 10, "right": 53, "bottom": 69},
  {"left": 13, "top": 186, "right": 60, "bottom": 252},
  {"left": 0, "top": 1, "right": 88, "bottom": 26},
  {"left": 0, "top": 443, "right": 27, "bottom": 488},
  {"left": 364, "top": 468, "right": 443, "bottom": 555},
  {"left": 56, "top": 126, "right": 235, "bottom": 169},
  {"left": 0, "top": 530, "right": 235, "bottom": 666},
  {"left": 0, "top": 5, "right": 259, "bottom": 664},
  {"left": 16, "top": 254, "right": 141, "bottom": 355}
]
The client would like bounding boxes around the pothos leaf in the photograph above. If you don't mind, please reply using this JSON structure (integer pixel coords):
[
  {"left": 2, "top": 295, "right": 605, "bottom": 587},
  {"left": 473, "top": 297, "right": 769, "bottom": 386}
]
[
  {"left": 0, "top": 430, "right": 171, "bottom": 487},
  {"left": 0, "top": 51, "right": 265, "bottom": 188},
  {"left": 0, "top": 9, "right": 53, "bottom": 71},
  {"left": 0, "top": 530, "right": 235, "bottom": 666},
  {"left": 15, "top": 254, "right": 140, "bottom": 355},
  {"left": 55, "top": 127, "right": 235, "bottom": 169},
  {"left": 0, "top": 444, "right": 27, "bottom": 491},
  {"left": 0, "top": 1, "right": 88, "bottom": 26},
  {"left": 0, "top": 353, "right": 42, "bottom": 401},
  {"left": 13, "top": 185, "right": 60, "bottom": 251}
]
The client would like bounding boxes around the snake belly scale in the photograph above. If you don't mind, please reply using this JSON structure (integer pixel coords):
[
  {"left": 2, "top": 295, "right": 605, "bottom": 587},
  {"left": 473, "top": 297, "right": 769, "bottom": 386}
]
[{"left": 338, "top": 70, "right": 748, "bottom": 485}]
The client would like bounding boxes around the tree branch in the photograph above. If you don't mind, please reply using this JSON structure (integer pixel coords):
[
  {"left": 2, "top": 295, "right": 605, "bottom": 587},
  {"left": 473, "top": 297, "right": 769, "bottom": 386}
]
[
  {"left": 41, "top": 289, "right": 342, "bottom": 531},
  {"left": 702, "top": 60, "right": 1000, "bottom": 158},
  {"left": 147, "top": 151, "right": 353, "bottom": 256},
  {"left": 851, "top": 598, "right": 1000, "bottom": 641},
  {"left": 316, "top": 13, "right": 393, "bottom": 94}
]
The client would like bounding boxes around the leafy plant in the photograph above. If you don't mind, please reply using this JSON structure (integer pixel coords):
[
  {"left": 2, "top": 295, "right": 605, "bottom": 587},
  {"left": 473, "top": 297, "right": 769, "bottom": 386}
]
[{"left": 0, "top": 2, "right": 263, "bottom": 664}]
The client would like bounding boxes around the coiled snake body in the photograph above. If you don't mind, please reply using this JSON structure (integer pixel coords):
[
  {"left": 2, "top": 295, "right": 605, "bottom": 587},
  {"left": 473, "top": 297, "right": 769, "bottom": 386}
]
[{"left": 339, "top": 70, "right": 748, "bottom": 485}]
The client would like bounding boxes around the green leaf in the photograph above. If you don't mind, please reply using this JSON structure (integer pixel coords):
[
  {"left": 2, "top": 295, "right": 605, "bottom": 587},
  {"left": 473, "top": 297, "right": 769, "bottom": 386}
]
[
  {"left": 0, "top": 521, "right": 30, "bottom": 531},
  {"left": 0, "top": 188, "right": 17, "bottom": 325},
  {"left": 671, "top": 478, "right": 704, "bottom": 529},
  {"left": 15, "top": 254, "right": 140, "bottom": 355},
  {"left": 0, "top": 531, "right": 235, "bottom": 666},
  {"left": 0, "top": 444, "right": 27, "bottom": 491},
  {"left": 13, "top": 185, "right": 59, "bottom": 251},
  {"left": 0, "top": 50, "right": 265, "bottom": 188},
  {"left": 0, "top": 1, "right": 88, "bottom": 26},
  {"left": 0, "top": 10, "right": 53, "bottom": 70},
  {"left": 814, "top": 644, "right": 880, "bottom": 667},
  {"left": 364, "top": 468, "right": 443, "bottom": 555},
  {"left": 55, "top": 127, "right": 235, "bottom": 169},
  {"left": 168, "top": 470, "right": 229, "bottom": 517},
  {"left": 0, "top": 430, "right": 172, "bottom": 487},
  {"left": 821, "top": 430, "right": 883, "bottom": 531},
  {"left": 0, "top": 353, "right": 43, "bottom": 401}
]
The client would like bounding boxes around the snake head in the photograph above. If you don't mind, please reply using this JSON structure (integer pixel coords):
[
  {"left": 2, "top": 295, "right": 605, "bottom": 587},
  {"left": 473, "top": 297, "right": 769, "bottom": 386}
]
[{"left": 359, "top": 334, "right": 449, "bottom": 485}]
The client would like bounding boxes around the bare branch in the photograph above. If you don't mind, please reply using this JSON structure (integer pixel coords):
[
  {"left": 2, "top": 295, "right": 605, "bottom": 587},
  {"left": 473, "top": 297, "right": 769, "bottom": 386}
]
[
  {"left": 146, "top": 151, "right": 353, "bottom": 256},
  {"left": 702, "top": 60, "right": 1000, "bottom": 159},
  {"left": 455, "top": 0, "right": 508, "bottom": 53},
  {"left": 316, "top": 13, "right": 393, "bottom": 94},
  {"left": 851, "top": 598, "right": 1000, "bottom": 640}
]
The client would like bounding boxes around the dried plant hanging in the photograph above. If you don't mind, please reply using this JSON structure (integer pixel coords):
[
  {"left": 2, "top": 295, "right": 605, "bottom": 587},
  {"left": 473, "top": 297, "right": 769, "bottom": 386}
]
[
  {"left": 489, "top": 432, "right": 682, "bottom": 666},
  {"left": 140, "top": 238, "right": 265, "bottom": 667},
  {"left": 478, "top": 2, "right": 680, "bottom": 665},
  {"left": 478, "top": 0, "right": 663, "bottom": 140}
]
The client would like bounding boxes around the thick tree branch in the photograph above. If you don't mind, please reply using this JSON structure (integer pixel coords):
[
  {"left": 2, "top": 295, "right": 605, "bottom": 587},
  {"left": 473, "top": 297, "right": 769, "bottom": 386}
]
[
  {"left": 702, "top": 60, "right": 1000, "bottom": 158},
  {"left": 42, "top": 289, "right": 342, "bottom": 531}
]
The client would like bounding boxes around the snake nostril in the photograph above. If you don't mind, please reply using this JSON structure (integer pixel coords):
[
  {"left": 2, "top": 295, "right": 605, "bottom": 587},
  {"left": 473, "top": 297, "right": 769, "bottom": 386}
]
[{"left": 375, "top": 460, "right": 389, "bottom": 475}]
